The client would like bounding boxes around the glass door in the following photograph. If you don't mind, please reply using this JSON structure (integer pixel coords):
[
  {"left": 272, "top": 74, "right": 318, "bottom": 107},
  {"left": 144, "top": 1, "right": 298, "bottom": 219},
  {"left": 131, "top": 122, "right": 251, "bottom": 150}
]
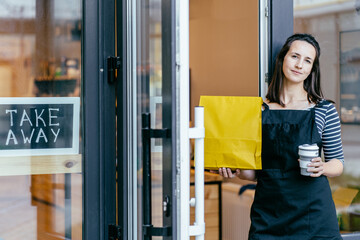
[
  {"left": 136, "top": 0, "right": 176, "bottom": 238},
  {"left": 119, "top": 0, "right": 176, "bottom": 239},
  {"left": 0, "top": 0, "right": 83, "bottom": 239}
]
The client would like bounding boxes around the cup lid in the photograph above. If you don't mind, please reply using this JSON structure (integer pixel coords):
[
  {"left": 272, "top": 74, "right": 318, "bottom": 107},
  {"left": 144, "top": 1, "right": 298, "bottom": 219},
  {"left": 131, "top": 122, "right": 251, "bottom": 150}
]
[{"left": 298, "top": 143, "right": 318, "bottom": 150}]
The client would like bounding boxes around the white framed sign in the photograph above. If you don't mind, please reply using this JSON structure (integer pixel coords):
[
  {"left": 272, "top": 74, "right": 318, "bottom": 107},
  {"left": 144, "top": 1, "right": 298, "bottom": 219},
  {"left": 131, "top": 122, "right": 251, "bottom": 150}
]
[{"left": 0, "top": 97, "right": 80, "bottom": 156}]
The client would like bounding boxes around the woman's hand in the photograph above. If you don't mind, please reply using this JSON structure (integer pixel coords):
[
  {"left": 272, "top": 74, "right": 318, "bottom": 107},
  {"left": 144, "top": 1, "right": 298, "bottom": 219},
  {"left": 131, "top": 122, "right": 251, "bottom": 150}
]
[
  {"left": 210, "top": 168, "right": 256, "bottom": 181},
  {"left": 219, "top": 168, "right": 241, "bottom": 178},
  {"left": 306, "top": 157, "right": 324, "bottom": 177},
  {"left": 210, "top": 168, "right": 239, "bottom": 178}
]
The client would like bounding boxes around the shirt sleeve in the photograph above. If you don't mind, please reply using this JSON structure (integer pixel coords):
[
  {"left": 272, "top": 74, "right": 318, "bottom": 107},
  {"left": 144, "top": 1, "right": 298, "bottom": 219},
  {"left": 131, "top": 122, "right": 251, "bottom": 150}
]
[{"left": 321, "top": 103, "right": 344, "bottom": 164}]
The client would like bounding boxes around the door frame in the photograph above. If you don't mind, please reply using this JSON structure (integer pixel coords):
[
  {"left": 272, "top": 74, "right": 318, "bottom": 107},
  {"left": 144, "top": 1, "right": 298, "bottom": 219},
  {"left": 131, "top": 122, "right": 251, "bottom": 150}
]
[
  {"left": 115, "top": 0, "right": 178, "bottom": 238},
  {"left": 83, "top": 0, "right": 117, "bottom": 239},
  {"left": 161, "top": 0, "right": 178, "bottom": 238},
  {"left": 116, "top": 0, "right": 130, "bottom": 239},
  {"left": 267, "top": 0, "right": 293, "bottom": 81}
]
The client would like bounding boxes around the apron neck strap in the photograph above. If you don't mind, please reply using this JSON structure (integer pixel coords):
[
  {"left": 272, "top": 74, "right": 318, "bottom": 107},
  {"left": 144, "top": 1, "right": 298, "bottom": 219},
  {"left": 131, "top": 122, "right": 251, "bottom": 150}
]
[{"left": 262, "top": 102, "right": 270, "bottom": 110}]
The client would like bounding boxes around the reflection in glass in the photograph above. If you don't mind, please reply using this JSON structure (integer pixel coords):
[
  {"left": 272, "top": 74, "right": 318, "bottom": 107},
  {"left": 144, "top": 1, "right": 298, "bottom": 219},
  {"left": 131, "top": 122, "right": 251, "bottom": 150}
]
[
  {"left": 0, "top": 0, "right": 36, "bottom": 19},
  {"left": 136, "top": 0, "right": 164, "bottom": 238},
  {"left": 294, "top": 0, "right": 360, "bottom": 234},
  {"left": 0, "top": 0, "right": 82, "bottom": 239},
  {"left": 340, "top": 30, "right": 360, "bottom": 124}
]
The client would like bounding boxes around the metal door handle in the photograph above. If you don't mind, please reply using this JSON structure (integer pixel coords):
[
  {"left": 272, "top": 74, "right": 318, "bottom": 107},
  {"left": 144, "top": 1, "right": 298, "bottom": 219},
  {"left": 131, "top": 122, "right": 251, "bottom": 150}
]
[{"left": 141, "top": 113, "right": 171, "bottom": 239}]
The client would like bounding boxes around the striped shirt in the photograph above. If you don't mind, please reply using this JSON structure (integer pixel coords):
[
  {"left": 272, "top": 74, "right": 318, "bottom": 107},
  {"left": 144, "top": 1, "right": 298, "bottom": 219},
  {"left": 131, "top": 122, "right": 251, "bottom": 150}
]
[{"left": 314, "top": 100, "right": 344, "bottom": 164}]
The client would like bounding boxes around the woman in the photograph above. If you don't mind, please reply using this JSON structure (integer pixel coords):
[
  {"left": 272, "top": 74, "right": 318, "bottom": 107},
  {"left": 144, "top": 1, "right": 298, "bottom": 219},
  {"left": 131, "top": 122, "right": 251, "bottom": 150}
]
[{"left": 217, "top": 33, "right": 344, "bottom": 239}]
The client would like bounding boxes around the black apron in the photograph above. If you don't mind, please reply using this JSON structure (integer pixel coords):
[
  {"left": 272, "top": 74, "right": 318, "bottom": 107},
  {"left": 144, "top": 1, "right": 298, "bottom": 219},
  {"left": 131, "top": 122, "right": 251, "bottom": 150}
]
[{"left": 248, "top": 102, "right": 342, "bottom": 240}]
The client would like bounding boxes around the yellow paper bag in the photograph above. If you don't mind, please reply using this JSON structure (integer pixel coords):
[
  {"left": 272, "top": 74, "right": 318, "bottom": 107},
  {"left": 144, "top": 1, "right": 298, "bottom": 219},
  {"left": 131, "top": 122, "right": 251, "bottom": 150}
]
[{"left": 199, "top": 96, "right": 262, "bottom": 170}]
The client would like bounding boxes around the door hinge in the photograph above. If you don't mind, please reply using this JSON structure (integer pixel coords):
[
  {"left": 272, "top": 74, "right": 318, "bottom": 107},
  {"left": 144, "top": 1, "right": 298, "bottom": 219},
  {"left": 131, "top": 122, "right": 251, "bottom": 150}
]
[
  {"left": 265, "top": 6, "right": 269, "bottom": 17},
  {"left": 163, "top": 195, "right": 171, "bottom": 217},
  {"left": 108, "top": 224, "right": 122, "bottom": 240},
  {"left": 107, "top": 56, "right": 121, "bottom": 84},
  {"left": 265, "top": 72, "right": 270, "bottom": 83}
]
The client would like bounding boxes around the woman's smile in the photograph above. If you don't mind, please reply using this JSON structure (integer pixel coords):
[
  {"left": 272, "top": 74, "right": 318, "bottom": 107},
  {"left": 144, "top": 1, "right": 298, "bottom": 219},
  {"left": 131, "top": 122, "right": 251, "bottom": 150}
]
[{"left": 291, "top": 69, "right": 302, "bottom": 75}]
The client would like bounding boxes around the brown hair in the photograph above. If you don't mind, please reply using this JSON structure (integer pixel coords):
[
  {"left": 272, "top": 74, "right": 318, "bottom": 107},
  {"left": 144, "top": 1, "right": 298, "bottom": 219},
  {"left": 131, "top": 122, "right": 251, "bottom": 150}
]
[{"left": 266, "top": 33, "right": 327, "bottom": 106}]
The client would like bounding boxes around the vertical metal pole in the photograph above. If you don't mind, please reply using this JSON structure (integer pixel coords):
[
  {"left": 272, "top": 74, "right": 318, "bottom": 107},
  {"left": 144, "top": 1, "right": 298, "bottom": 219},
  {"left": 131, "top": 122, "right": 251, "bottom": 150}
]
[
  {"left": 259, "top": 0, "right": 269, "bottom": 98},
  {"left": 178, "top": 0, "right": 190, "bottom": 238},
  {"left": 194, "top": 107, "right": 205, "bottom": 240},
  {"left": 142, "top": 113, "right": 152, "bottom": 240}
]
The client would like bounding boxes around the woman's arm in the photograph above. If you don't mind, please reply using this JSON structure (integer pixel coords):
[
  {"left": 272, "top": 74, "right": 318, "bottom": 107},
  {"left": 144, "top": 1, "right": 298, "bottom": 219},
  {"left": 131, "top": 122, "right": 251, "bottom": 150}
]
[
  {"left": 323, "top": 158, "right": 343, "bottom": 177},
  {"left": 310, "top": 102, "right": 344, "bottom": 178},
  {"left": 307, "top": 157, "right": 343, "bottom": 177}
]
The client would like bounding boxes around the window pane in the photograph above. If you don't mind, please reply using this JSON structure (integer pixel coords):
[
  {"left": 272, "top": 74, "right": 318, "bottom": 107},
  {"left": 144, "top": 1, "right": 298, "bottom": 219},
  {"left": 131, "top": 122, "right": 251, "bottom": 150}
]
[{"left": 0, "top": 0, "right": 83, "bottom": 239}]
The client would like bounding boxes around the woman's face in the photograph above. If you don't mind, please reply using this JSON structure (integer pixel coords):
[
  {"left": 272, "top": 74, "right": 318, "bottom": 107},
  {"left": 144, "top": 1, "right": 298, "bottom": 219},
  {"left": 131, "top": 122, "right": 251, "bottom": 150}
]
[{"left": 282, "top": 40, "right": 316, "bottom": 84}]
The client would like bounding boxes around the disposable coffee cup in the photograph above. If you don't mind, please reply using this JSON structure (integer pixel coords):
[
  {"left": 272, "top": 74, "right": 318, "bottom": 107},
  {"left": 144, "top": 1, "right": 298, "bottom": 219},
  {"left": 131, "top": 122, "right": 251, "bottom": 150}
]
[{"left": 298, "top": 144, "right": 319, "bottom": 176}]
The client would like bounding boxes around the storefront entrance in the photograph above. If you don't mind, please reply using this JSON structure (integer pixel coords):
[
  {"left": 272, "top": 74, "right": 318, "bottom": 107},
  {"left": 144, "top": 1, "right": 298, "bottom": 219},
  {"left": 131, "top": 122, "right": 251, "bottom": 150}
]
[
  {"left": 2, "top": 0, "right": 359, "bottom": 240},
  {"left": 0, "top": 0, "right": 177, "bottom": 239},
  {"left": 0, "top": 0, "right": 259, "bottom": 239}
]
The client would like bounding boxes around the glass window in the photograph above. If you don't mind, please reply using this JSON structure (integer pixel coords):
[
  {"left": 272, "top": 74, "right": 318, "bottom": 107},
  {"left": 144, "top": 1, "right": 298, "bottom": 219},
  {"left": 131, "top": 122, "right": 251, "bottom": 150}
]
[
  {"left": 0, "top": 0, "right": 82, "bottom": 239},
  {"left": 294, "top": 0, "right": 360, "bottom": 234}
]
